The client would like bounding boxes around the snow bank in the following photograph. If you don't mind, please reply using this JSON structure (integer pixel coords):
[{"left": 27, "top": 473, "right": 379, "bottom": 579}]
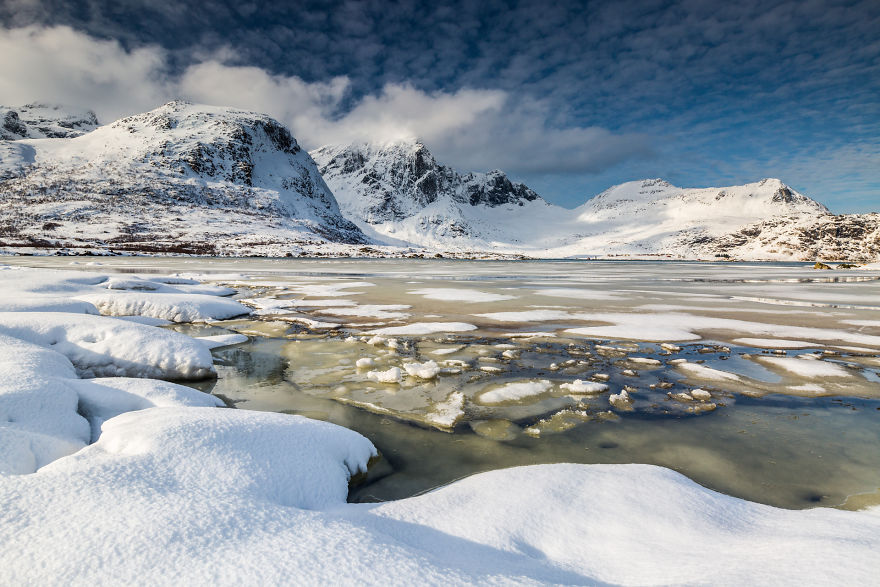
[
  {"left": 0, "top": 296, "right": 99, "bottom": 314},
  {"left": 0, "top": 312, "right": 215, "bottom": 380},
  {"left": 0, "top": 333, "right": 88, "bottom": 474},
  {"left": 75, "top": 292, "right": 249, "bottom": 322},
  {"left": 364, "top": 464, "right": 880, "bottom": 585}
]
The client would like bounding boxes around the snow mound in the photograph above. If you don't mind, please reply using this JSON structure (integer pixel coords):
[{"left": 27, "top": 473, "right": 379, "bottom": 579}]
[
  {"left": 72, "top": 378, "right": 224, "bottom": 442},
  {"left": 0, "top": 312, "right": 215, "bottom": 380}
]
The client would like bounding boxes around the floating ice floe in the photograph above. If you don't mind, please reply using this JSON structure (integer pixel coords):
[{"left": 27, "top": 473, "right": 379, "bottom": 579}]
[
  {"left": 677, "top": 362, "right": 742, "bottom": 382},
  {"left": 532, "top": 288, "right": 617, "bottom": 300},
  {"left": 424, "top": 391, "right": 466, "bottom": 428},
  {"left": 476, "top": 309, "right": 572, "bottom": 322},
  {"left": 408, "top": 288, "right": 516, "bottom": 303},
  {"left": 559, "top": 379, "right": 609, "bottom": 394},
  {"left": 629, "top": 357, "right": 663, "bottom": 366},
  {"left": 430, "top": 345, "right": 465, "bottom": 355},
  {"left": 316, "top": 304, "right": 411, "bottom": 319},
  {"left": 478, "top": 380, "right": 553, "bottom": 404},
  {"left": 690, "top": 389, "right": 712, "bottom": 401},
  {"left": 367, "top": 367, "right": 403, "bottom": 383},
  {"left": 368, "top": 322, "right": 478, "bottom": 335},
  {"left": 756, "top": 356, "right": 852, "bottom": 378},
  {"left": 609, "top": 389, "right": 633, "bottom": 409},
  {"left": 355, "top": 357, "right": 376, "bottom": 369},
  {"left": 558, "top": 312, "right": 880, "bottom": 347},
  {"left": 733, "top": 338, "right": 820, "bottom": 349},
  {"left": 403, "top": 360, "right": 441, "bottom": 379},
  {"left": 195, "top": 333, "right": 249, "bottom": 350},
  {"left": 290, "top": 281, "right": 375, "bottom": 297}
]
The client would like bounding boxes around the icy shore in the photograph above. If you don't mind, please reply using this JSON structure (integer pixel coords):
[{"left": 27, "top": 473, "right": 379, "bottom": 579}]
[{"left": 1, "top": 265, "right": 878, "bottom": 585}]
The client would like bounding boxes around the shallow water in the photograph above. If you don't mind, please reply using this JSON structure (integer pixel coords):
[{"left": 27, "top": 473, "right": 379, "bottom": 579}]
[{"left": 9, "top": 256, "right": 880, "bottom": 509}]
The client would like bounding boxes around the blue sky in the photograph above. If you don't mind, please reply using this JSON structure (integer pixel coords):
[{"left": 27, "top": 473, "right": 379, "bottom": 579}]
[{"left": 1, "top": 0, "right": 878, "bottom": 212}]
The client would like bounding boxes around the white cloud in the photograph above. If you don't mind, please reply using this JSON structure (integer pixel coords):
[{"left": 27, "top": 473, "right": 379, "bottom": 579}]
[
  {"left": 0, "top": 26, "right": 171, "bottom": 121},
  {"left": 0, "top": 25, "right": 647, "bottom": 177}
]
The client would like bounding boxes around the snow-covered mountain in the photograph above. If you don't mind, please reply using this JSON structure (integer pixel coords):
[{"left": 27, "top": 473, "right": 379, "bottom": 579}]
[
  {"left": 0, "top": 101, "right": 366, "bottom": 254},
  {"left": 0, "top": 102, "right": 876, "bottom": 261},
  {"left": 313, "top": 140, "right": 878, "bottom": 261},
  {"left": 311, "top": 140, "right": 549, "bottom": 246}
]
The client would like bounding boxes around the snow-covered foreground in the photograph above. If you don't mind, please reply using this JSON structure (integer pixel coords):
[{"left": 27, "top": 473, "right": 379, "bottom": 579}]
[{"left": 2, "top": 262, "right": 880, "bottom": 584}]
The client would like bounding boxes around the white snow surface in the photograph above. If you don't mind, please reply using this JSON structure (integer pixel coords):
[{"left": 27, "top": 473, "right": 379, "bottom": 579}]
[{"left": 2, "top": 266, "right": 880, "bottom": 584}]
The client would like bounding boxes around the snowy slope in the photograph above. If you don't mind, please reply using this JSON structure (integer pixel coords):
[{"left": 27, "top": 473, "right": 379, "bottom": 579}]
[{"left": 0, "top": 101, "right": 367, "bottom": 253}]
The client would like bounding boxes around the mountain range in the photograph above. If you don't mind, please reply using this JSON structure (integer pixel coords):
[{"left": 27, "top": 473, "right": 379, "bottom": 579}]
[{"left": 1, "top": 101, "right": 877, "bottom": 261}]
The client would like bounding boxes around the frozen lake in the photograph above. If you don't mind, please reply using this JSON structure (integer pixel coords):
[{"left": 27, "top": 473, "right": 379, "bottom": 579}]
[{"left": 10, "top": 256, "right": 880, "bottom": 509}]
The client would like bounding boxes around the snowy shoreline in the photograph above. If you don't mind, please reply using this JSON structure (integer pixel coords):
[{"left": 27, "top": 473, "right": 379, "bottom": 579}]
[{"left": 1, "top": 264, "right": 879, "bottom": 584}]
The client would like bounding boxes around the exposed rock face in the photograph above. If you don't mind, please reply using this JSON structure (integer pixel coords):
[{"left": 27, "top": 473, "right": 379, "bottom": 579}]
[{"left": 0, "top": 101, "right": 367, "bottom": 253}]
